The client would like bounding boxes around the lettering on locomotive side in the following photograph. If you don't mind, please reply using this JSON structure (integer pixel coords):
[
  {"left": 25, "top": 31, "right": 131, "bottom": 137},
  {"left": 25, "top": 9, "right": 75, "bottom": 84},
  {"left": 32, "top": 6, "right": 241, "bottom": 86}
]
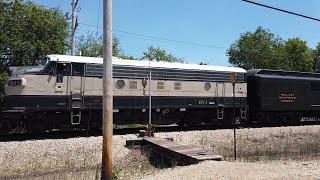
[
  {"left": 198, "top": 99, "right": 208, "bottom": 105},
  {"left": 279, "top": 93, "right": 296, "bottom": 103}
]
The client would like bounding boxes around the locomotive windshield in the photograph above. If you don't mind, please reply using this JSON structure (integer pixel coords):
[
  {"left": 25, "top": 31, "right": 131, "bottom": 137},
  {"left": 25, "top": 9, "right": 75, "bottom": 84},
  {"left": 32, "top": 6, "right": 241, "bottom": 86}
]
[{"left": 42, "top": 61, "right": 57, "bottom": 74}]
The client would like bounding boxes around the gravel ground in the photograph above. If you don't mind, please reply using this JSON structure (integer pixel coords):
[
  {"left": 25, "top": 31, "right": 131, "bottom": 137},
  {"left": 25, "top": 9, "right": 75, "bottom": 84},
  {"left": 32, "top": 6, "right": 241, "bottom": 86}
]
[
  {"left": 137, "top": 160, "right": 320, "bottom": 180},
  {"left": 1, "top": 125, "right": 320, "bottom": 179},
  {"left": 0, "top": 134, "right": 139, "bottom": 178},
  {"left": 155, "top": 125, "right": 320, "bottom": 160}
]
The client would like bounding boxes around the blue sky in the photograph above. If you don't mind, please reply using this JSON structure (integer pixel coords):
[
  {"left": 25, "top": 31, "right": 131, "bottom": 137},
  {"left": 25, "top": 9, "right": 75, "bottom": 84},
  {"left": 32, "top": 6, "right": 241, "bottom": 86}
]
[{"left": 34, "top": 0, "right": 320, "bottom": 66}]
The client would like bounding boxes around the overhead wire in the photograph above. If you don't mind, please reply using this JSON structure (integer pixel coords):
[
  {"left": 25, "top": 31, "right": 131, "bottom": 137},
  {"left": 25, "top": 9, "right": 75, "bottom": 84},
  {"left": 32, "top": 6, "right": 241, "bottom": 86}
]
[
  {"left": 242, "top": 0, "right": 320, "bottom": 22},
  {"left": 96, "top": 0, "right": 101, "bottom": 37},
  {"left": 79, "top": 22, "right": 228, "bottom": 49}
]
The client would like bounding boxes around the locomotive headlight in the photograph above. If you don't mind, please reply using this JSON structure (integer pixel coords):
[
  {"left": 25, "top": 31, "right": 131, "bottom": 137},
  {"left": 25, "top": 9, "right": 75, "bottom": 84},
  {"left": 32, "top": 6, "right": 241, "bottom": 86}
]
[{"left": 8, "top": 78, "right": 26, "bottom": 87}]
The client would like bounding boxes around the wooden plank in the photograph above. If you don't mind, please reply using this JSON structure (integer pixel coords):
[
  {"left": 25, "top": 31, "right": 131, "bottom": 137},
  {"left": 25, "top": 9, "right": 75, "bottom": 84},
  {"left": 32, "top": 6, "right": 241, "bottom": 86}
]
[{"left": 143, "top": 137, "right": 222, "bottom": 164}]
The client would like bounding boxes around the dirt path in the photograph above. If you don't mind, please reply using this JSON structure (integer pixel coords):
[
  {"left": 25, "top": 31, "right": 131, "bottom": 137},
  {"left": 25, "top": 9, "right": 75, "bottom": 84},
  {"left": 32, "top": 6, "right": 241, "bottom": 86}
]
[{"left": 137, "top": 160, "right": 320, "bottom": 180}]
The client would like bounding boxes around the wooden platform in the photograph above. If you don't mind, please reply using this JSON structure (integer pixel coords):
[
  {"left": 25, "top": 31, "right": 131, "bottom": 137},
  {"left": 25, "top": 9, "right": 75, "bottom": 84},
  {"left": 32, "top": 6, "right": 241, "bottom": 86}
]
[{"left": 143, "top": 137, "right": 222, "bottom": 165}]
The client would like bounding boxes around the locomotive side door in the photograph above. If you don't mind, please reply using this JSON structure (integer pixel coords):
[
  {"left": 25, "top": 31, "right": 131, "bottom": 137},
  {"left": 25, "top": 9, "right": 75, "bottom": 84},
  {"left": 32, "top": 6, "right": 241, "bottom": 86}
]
[
  {"left": 55, "top": 62, "right": 70, "bottom": 92},
  {"left": 216, "top": 82, "right": 225, "bottom": 120},
  {"left": 216, "top": 83, "right": 225, "bottom": 104},
  {"left": 68, "top": 62, "right": 85, "bottom": 125}
]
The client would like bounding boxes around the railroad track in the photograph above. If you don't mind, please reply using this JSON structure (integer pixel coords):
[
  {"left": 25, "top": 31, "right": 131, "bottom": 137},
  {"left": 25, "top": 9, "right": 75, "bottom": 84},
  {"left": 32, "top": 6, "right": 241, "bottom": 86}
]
[
  {"left": 0, "top": 124, "right": 221, "bottom": 142},
  {"left": 0, "top": 121, "right": 318, "bottom": 142}
]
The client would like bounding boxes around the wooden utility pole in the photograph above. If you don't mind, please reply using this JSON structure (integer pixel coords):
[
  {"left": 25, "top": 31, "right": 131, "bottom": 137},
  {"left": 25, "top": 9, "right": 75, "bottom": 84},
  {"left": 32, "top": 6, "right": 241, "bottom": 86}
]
[
  {"left": 230, "top": 72, "right": 237, "bottom": 161},
  {"left": 101, "top": 0, "right": 113, "bottom": 179},
  {"left": 70, "top": 0, "right": 78, "bottom": 56}
]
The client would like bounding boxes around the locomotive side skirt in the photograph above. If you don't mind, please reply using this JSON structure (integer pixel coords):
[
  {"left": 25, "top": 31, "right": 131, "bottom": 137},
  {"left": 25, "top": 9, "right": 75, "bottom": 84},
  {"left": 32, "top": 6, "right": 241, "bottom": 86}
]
[{"left": 1, "top": 95, "right": 246, "bottom": 110}]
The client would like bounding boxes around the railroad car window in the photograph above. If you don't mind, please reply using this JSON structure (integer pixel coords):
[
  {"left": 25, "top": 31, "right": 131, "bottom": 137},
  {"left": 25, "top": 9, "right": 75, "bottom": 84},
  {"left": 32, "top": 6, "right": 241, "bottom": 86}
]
[
  {"left": 311, "top": 81, "right": 320, "bottom": 91},
  {"left": 157, "top": 82, "right": 165, "bottom": 90},
  {"left": 129, "top": 81, "right": 137, "bottom": 89},
  {"left": 56, "top": 63, "right": 70, "bottom": 76},
  {"left": 116, "top": 80, "right": 125, "bottom": 89},
  {"left": 204, "top": 82, "right": 211, "bottom": 91},
  {"left": 71, "top": 63, "right": 84, "bottom": 76},
  {"left": 174, "top": 82, "right": 181, "bottom": 90}
]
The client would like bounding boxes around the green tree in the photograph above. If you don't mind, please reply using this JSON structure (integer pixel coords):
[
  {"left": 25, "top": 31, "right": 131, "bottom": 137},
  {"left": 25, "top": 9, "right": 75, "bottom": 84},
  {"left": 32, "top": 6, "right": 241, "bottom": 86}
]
[
  {"left": 312, "top": 42, "right": 320, "bottom": 72},
  {"left": 78, "top": 33, "right": 136, "bottom": 59},
  {"left": 0, "top": 0, "right": 68, "bottom": 99},
  {"left": 0, "top": 0, "right": 69, "bottom": 66},
  {"left": 228, "top": 27, "right": 314, "bottom": 72},
  {"left": 141, "top": 46, "right": 184, "bottom": 62},
  {"left": 227, "top": 26, "right": 285, "bottom": 70},
  {"left": 78, "top": 34, "right": 103, "bottom": 57},
  {"left": 283, "top": 38, "right": 313, "bottom": 72},
  {"left": 0, "top": 71, "right": 8, "bottom": 101}
]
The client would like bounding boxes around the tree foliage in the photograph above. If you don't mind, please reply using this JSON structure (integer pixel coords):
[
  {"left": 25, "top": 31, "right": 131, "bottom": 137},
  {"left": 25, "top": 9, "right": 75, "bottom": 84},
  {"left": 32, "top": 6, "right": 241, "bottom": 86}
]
[
  {"left": 227, "top": 26, "right": 285, "bottom": 70},
  {"left": 284, "top": 38, "right": 313, "bottom": 72},
  {"left": 78, "top": 34, "right": 103, "bottom": 57},
  {"left": 227, "top": 26, "right": 315, "bottom": 72},
  {"left": 141, "top": 46, "right": 183, "bottom": 62},
  {"left": 0, "top": 0, "right": 68, "bottom": 99},
  {"left": 0, "top": 0, "right": 69, "bottom": 66},
  {"left": 312, "top": 42, "right": 320, "bottom": 72},
  {"left": 78, "top": 33, "right": 136, "bottom": 59}
]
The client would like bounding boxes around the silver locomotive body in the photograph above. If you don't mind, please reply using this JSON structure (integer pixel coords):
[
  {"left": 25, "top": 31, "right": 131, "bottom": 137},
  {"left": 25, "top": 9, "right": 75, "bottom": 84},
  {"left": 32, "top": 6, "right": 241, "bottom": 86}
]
[{"left": 0, "top": 55, "right": 247, "bottom": 133}]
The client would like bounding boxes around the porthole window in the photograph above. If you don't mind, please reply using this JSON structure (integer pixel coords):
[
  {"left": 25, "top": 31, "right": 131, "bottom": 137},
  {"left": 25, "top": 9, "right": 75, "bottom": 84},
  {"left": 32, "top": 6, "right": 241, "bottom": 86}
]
[
  {"left": 204, "top": 82, "right": 211, "bottom": 91},
  {"left": 116, "top": 80, "right": 125, "bottom": 89}
]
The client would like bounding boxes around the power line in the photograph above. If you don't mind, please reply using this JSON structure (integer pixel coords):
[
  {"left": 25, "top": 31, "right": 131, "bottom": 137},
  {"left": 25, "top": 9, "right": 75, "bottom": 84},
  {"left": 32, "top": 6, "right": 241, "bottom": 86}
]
[
  {"left": 96, "top": 0, "right": 101, "bottom": 36},
  {"left": 242, "top": 0, "right": 320, "bottom": 22},
  {"left": 80, "top": 22, "right": 228, "bottom": 49}
]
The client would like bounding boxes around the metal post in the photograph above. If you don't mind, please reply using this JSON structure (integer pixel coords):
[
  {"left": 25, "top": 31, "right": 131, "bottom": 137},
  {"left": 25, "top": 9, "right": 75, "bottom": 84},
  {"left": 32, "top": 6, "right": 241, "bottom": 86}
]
[
  {"left": 149, "top": 59, "right": 152, "bottom": 126},
  {"left": 101, "top": 0, "right": 112, "bottom": 179},
  {"left": 70, "top": 0, "right": 78, "bottom": 56},
  {"left": 233, "top": 83, "right": 237, "bottom": 161}
]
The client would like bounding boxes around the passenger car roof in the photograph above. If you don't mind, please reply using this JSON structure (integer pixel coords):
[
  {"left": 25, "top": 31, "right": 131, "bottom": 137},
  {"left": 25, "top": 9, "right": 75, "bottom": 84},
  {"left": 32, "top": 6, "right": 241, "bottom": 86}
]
[{"left": 247, "top": 69, "right": 320, "bottom": 80}]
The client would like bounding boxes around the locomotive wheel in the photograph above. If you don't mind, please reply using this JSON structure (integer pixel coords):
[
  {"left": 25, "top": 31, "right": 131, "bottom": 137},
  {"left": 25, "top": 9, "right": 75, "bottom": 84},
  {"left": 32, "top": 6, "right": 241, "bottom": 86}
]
[{"left": 26, "top": 113, "right": 48, "bottom": 133}]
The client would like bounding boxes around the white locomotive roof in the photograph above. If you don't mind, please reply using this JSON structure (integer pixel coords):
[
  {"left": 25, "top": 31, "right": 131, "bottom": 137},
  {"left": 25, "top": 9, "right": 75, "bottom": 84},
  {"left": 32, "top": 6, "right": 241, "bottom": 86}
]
[{"left": 47, "top": 54, "right": 246, "bottom": 73}]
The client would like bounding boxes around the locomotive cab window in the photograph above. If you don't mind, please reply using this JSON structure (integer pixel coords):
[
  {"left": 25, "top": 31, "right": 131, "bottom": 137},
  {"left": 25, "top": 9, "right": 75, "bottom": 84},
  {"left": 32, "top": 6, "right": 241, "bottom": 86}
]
[
  {"left": 42, "top": 61, "right": 56, "bottom": 75},
  {"left": 71, "top": 63, "right": 84, "bottom": 76},
  {"left": 56, "top": 63, "right": 70, "bottom": 83},
  {"left": 56, "top": 63, "right": 71, "bottom": 76}
]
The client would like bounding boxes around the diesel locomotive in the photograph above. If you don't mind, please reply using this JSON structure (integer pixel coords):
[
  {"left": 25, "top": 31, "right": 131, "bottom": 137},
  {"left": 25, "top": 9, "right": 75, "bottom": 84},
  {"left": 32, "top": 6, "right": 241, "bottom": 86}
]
[{"left": 0, "top": 55, "right": 247, "bottom": 133}]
